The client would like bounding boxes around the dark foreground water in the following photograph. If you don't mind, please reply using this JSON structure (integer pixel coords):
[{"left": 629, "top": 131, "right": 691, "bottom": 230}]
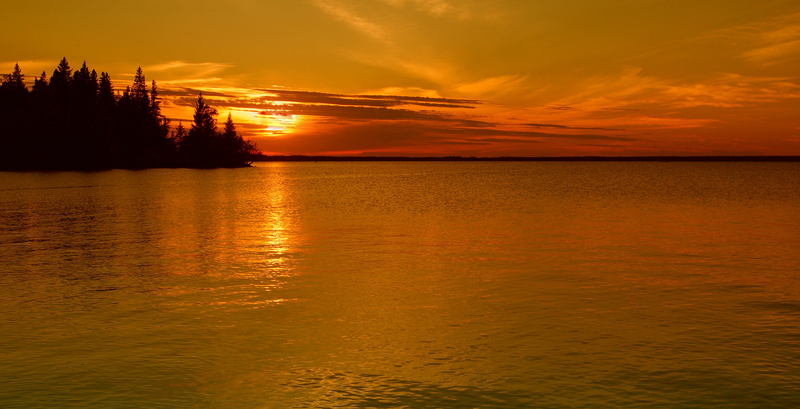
[{"left": 1, "top": 162, "right": 799, "bottom": 408}]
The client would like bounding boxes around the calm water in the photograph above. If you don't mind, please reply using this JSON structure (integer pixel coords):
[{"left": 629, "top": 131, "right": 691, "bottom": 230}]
[{"left": 1, "top": 162, "right": 799, "bottom": 408}]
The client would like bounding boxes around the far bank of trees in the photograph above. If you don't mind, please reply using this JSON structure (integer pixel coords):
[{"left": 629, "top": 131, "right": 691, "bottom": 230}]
[{"left": 0, "top": 58, "right": 256, "bottom": 170}]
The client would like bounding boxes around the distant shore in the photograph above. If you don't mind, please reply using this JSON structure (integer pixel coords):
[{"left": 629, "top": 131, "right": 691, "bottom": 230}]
[{"left": 251, "top": 155, "right": 800, "bottom": 162}]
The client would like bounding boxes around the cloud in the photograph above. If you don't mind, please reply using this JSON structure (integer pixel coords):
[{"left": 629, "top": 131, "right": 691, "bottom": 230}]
[
  {"left": 166, "top": 87, "right": 480, "bottom": 110},
  {"left": 361, "top": 86, "right": 444, "bottom": 98},
  {"left": 545, "top": 105, "right": 580, "bottom": 111},
  {"left": 664, "top": 73, "right": 800, "bottom": 108},
  {"left": 426, "top": 127, "right": 636, "bottom": 141},
  {"left": 743, "top": 39, "right": 800, "bottom": 64},
  {"left": 139, "top": 61, "right": 234, "bottom": 86},
  {"left": 161, "top": 81, "right": 636, "bottom": 151},
  {"left": 377, "top": 0, "right": 502, "bottom": 21},
  {"left": 254, "top": 119, "right": 632, "bottom": 157},
  {"left": 560, "top": 67, "right": 666, "bottom": 105},
  {"left": 455, "top": 74, "right": 529, "bottom": 98},
  {"left": 345, "top": 51, "right": 454, "bottom": 84},
  {"left": 713, "top": 12, "right": 800, "bottom": 64},
  {"left": 254, "top": 88, "right": 479, "bottom": 108},
  {"left": 549, "top": 68, "right": 800, "bottom": 113},
  {"left": 379, "top": 0, "right": 454, "bottom": 16},
  {"left": 313, "top": 0, "right": 389, "bottom": 42},
  {"left": 256, "top": 104, "right": 463, "bottom": 122},
  {"left": 524, "top": 123, "right": 623, "bottom": 131},
  {"left": 144, "top": 61, "right": 232, "bottom": 75}
]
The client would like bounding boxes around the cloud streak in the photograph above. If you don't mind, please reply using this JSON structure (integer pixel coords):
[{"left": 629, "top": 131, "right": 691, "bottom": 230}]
[
  {"left": 313, "top": 0, "right": 390, "bottom": 42},
  {"left": 712, "top": 12, "right": 800, "bottom": 64},
  {"left": 164, "top": 87, "right": 480, "bottom": 110}
]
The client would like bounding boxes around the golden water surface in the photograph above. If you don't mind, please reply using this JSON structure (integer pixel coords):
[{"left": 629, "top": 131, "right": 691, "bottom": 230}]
[{"left": 1, "top": 162, "right": 799, "bottom": 408}]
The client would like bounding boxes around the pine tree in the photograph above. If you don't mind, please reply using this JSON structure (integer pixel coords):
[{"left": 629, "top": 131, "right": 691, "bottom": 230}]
[
  {"left": 71, "top": 62, "right": 98, "bottom": 103},
  {"left": 32, "top": 71, "right": 48, "bottom": 94},
  {"left": 98, "top": 72, "right": 115, "bottom": 107},
  {"left": 0, "top": 63, "right": 30, "bottom": 169},
  {"left": 131, "top": 67, "right": 149, "bottom": 108},
  {"left": 90, "top": 69, "right": 99, "bottom": 94},
  {"left": 73, "top": 61, "right": 90, "bottom": 85},
  {"left": 190, "top": 94, "right": 218, "bottom": 139},
  {"left": 223, "top": 113, "right": 236, "bottom": 139},
  {"left": 50, "top": 57, "right": 72, "bottom": 94},
  {"left": 150, "top": 80, "right": 161, "bottom": 117},
  {"left": 172, "top": 121, "right": 187, "bottom": 145},
  {"left": 1, "top": 63, "right": 26, "bottom": 91}
]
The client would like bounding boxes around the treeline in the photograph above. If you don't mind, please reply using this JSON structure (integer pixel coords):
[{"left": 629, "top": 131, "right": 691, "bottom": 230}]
[{"left": 0, "top": 58, "right": 256, "bottom": 170}]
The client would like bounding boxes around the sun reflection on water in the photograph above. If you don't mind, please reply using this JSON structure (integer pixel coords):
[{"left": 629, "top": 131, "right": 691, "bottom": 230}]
[{"left": 261, "top": 165, "right": 292, "bottom": 266}]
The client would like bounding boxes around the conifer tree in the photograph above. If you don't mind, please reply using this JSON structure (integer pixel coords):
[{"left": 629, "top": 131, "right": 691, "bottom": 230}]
[
  {"left": 223, "top": 113, "right": 236, "bottom": 139},
  {"left": 73, "top": 62, "right": 90, "bottom": 85},
  {"left": 90, "top": 70, "right": 99, "bottom": 93},
  {"left": 32, "top": 71, "right": 49, "bottom": 94},
  {"left": 50, "top": 57, "right": 72, "bottom": 95},
  {"left": 131, "top": 67, "right": 149, "bottom": 108},
  {"left": 71, "top": 62, "right": 98, "bottom": 103},
  {"left": 98, "top": 72, "right": 115, "bottom": 107},
  {"left": 172, "top": 121, "right": 187, "bottom": 145},
  {"left": 1, "top": 63, "right": 26, "bottom": 91},
  {"left": 150, "top": 80, "right": 161, "bottom": 117},
  {"left": 190, "top": 94, "right": 218, "bottom": 139},
  {"left": 0, "top": 63, "right": 30, "bottom": 169},
  {"left": 0, "top": 63, "right": 28, "bottom": 110}
]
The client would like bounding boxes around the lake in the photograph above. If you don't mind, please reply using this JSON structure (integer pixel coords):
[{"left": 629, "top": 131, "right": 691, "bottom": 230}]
[{"left": 1, "top": 162, "right": 799, "bottom": 408}]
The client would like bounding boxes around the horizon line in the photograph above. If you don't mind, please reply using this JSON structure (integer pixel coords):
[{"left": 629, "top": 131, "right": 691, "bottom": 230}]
[{"left": 251, "top": 155, "right": 800, "bottom": 162}]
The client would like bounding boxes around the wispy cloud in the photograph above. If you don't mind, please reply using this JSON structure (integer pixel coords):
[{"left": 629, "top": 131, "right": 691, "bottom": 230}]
[
  {"left": 145, "top": 61, "right": 233, "bottom": 76},
  {"left": 377, "top": 0, "right": 502, "bottom": 21},
  {"left": 455, "top": 74, "right": 529, "bottom": 98},
  {"left": 343, "top": 51, "right": 455, "bottom": 85},
  {"left": 664, "top": 73, "right": 800, "bottom": 108},
  {"left": 379, "top": 0, "right": 454, "bottom": 16},
  {"left": 743, "top": 39, "right": 800, "bottom": 64},
  {"left": 313, "top": 0, "right": 390, "bottom": 42},
  {"left": 558, "top": 67, "right": 666, "bottom": 106},
  {"left": 165, "top": 87, "right": 479, "bottom": 109},
  {"left": 524, "top": 123, "right": 623, "bottom": 132},
  {"left": 713, "top": 12, "right": 800, "bottom": 64},
  {"left": 140, "top": 61, "right": 234, "bottom": 86},
  {"left": 549, "top": 68, "right": 800, "bottom": 113},
  {"left": 362, "top": 86, "right": 444, "bottom": 98}
]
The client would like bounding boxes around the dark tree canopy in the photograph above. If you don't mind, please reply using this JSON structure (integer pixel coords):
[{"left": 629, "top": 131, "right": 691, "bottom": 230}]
[
  {"left": 179, "top": 95, "right": 256, "bottom": 168},
  {"left": 3, "top": 64, "right": 26, "bottom": 90},
  {"left": 0, "top": 59, "right": 257, "bottom": 170}
]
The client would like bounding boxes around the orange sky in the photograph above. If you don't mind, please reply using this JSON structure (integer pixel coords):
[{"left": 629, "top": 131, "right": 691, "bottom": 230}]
[{"left": 3, "top": 0, "right": 800, "bottom": 156}]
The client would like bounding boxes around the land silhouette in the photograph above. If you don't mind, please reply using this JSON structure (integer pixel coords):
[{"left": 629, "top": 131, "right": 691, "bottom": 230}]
[{"left": 0, "top": 59, "right": 256, "bottom": 170}]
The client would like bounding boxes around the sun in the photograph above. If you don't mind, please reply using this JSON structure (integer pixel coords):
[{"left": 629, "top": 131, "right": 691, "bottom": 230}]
[{"left": 230, "top": 109, "right": 300, "bottom": 138}]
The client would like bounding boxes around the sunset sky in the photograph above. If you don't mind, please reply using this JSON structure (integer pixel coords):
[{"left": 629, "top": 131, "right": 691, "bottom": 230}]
[{"left": 3, "top": 0, "right": 800, "bottom": 156}]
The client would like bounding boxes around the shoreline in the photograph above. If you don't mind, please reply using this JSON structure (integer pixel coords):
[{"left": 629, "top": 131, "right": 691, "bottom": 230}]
[{"left": 251, "top": 155, "right": 800, "bottom": 162}]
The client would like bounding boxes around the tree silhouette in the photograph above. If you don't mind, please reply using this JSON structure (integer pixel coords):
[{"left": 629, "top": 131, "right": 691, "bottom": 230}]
[
  {"left": 49, "top": 57, "right": 72, "bottom": 104},
  {"left": 178, "top": 95, "right": 257, "bottom": 168},
  {"left": 222, "top": 112, "right": 257, "bottom": 167},
  {"left": 98, "top": 72, "right": 115, "bottom": 107},
  {"left": 171, "top": 121, "right": 187, "bottom": 146},
  {"left": 2, "top": 63, "right": 26, "bottom": 90},
  {"left": 0, "top": 59, "right": 255, "bottom": 170},
  {"left": 192, "top": 94, "right": 218, "bottom": 136},
  {"left": 0, "top": 64, "right": 31, "bottom": 168}
]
